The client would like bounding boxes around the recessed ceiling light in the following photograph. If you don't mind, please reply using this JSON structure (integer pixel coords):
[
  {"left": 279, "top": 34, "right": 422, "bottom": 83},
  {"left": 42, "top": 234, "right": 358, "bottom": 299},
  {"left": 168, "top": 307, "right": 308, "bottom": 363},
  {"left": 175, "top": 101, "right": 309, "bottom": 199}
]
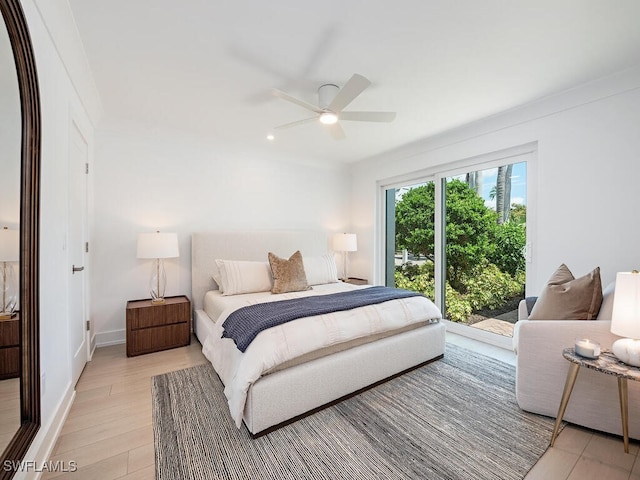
[
  {"left": 319, "top": 111, "right": 338, "bottom": 125},
  {"left": 266, "top": 134, "right": 275, "bottom": 141}
]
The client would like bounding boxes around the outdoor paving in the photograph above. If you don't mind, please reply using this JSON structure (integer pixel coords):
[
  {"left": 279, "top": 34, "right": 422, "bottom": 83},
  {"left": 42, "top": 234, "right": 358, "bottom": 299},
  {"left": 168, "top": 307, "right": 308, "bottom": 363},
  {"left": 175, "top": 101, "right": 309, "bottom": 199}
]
[
  {"left": 471, "top": 318, "right": 514, "bottom": 336},
  {"left": 470, "top": 309, "right": 518, "bottom": 336}
]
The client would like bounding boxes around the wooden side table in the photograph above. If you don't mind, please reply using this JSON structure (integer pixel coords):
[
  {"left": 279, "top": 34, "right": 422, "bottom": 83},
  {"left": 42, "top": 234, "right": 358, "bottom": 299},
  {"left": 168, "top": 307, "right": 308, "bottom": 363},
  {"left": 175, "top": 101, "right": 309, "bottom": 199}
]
[
  {"left": 551, "top": 348, "right": 640, "bottom": 453},
  {"left": 0, "top": 313, "right": 20, "bottom": 379},
  {"left": 126, "top": 295, "right": 191, "bottom": 357}
]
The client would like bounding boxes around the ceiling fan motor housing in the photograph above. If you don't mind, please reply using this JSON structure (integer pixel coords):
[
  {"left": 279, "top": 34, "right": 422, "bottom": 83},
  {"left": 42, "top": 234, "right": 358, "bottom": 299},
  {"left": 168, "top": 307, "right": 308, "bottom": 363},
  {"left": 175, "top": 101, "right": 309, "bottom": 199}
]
[{"left": 318, "top": 83, "right": 339, "bottom": 109}]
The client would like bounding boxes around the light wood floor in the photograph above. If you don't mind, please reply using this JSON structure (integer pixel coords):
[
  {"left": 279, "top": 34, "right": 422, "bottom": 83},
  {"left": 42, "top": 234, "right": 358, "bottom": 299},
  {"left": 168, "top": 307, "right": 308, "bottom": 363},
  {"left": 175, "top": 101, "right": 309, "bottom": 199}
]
[
  {"left": 43, "top": 338, "right": 207, "bottom": 479},
  {"left": 0, "top": 377, "right": 20, "bottom": 454},
  {"left": 43, "top": 334, "right": 640, "bottom": 479}
]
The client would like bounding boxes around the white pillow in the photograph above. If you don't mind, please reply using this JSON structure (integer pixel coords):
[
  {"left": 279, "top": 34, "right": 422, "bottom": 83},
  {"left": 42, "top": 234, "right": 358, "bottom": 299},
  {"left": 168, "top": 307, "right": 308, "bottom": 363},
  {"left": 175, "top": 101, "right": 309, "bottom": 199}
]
[
  {"left": 303, "top": 254, "right": 339, "bottom": 286},
  {"left": 211, "top": 268, "right": 224, "bottom": 293},
  {"left": 214, "top": 259, "right": 273, "bottom": 296}
]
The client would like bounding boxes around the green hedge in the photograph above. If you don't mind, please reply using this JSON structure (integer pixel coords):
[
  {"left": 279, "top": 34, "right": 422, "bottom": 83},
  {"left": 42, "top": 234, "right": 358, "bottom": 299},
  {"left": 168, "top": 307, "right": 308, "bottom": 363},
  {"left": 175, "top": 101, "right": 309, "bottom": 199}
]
[{"left": 395, "top": 260, "right": 524, "bottom": 323}]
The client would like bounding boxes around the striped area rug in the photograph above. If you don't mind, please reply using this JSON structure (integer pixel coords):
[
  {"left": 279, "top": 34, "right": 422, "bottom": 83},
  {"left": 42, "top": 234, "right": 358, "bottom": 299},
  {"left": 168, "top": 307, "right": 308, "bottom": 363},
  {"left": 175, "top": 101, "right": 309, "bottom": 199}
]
[{"left": 152, "top": 344, "right": 557, "bottom": 479}]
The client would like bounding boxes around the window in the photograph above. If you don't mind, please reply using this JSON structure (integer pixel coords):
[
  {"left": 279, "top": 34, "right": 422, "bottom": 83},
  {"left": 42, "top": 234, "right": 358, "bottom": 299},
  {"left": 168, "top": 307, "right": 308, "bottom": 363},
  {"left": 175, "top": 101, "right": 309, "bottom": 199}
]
[
  {"left": 385, "top": 181, "right": 436, "bottom": 302},
  {"left": 383, "top": 147, "right": 532, "bottom": 343}
]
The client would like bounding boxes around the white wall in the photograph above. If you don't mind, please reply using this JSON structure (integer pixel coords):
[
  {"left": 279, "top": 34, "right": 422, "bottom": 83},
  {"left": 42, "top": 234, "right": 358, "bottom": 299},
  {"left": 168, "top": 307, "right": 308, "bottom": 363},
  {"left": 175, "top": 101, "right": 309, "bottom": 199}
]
[
  {"left": 350, "top": 66, "right": 640, "bottom": 295},
  {"left": 90, "top": 119, "right": 351, "bottom": 345},
  {"left": 19, "top": 0, "right": 100, "bottom": 471}
]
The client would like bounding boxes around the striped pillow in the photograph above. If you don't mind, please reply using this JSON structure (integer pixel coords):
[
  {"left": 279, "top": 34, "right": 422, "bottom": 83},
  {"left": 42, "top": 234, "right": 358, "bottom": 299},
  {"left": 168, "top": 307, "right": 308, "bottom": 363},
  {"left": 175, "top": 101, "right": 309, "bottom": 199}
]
[
  {"left": 214, "top": 259, "right": 273, "bottom": 296},
  {"left": 303, "top": 254, "right": 339, "bottom": 285}
]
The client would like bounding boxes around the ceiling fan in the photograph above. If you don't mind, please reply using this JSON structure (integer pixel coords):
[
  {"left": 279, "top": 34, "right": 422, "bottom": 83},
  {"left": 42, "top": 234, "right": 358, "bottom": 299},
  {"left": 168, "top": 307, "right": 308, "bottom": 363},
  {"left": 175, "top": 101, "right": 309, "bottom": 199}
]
[{"left": 270, "top": 74, "right": 396, "bottom": 140}]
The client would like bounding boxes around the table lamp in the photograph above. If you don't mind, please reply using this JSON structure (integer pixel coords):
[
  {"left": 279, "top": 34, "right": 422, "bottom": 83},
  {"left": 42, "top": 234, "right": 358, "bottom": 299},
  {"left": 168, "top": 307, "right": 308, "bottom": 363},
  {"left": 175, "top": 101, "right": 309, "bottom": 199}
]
[
  {"left": 0, "top": 227, "right": 19, "bottom": 319},
  {"left": 611, "top": 270, "right": 640, "bottom": 366},
  {"left": 137, "top": 231, "right": 179, "bottom": 304},
  {"left": 333, "top": 233, "right": 357, "bottom": 281}
]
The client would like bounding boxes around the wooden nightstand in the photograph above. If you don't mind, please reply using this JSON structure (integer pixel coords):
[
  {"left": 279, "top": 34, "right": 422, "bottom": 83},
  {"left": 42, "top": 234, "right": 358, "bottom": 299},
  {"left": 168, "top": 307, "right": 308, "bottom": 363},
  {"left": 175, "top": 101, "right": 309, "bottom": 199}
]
[
  {"left": 126, "top": 295, "right": 191, "bottom": 357},
  {"left": 344, "top": 277, "right": 368, "bottom": 285},
  {"left": 0, "top": 313, "right": 20, "bottom": 379}
]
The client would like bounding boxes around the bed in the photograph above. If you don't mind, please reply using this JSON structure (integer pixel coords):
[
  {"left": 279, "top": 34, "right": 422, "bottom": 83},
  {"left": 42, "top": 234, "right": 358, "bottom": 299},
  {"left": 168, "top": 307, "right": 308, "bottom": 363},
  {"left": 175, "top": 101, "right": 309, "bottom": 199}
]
[{"left": 191, "top": 230, "right": 446, "bottom": 437}]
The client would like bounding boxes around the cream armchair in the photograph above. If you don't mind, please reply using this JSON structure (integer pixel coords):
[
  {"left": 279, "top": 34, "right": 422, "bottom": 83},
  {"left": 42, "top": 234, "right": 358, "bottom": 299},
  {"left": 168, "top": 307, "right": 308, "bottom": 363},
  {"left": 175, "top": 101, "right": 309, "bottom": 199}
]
[{"left": 513, "top": 282, "right": 640, "bottom": 439}]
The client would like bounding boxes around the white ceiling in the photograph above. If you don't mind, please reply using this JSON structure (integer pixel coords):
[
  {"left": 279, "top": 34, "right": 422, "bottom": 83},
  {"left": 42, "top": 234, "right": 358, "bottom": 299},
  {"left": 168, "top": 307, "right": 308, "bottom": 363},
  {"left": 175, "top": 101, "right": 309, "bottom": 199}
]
[{"left": 68, "top": 0, "right": 640, "bottom": 164}]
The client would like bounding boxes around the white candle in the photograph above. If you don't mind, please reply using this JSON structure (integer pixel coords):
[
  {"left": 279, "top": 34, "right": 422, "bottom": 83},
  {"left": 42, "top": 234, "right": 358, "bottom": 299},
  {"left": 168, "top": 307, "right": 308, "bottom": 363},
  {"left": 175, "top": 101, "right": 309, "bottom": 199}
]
[{"left": 575, "top": 339, "right": 601, "bottom": 358}]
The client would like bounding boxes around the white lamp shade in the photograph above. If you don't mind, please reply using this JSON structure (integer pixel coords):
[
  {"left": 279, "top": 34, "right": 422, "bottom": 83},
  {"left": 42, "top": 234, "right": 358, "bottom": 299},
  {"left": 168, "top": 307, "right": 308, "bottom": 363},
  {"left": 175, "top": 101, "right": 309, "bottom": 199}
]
[
  {"left": 0, "top": 228, "right": 19, "bottom": 262},
  {"left": 137, "top": 232, "right": 179, "bottom": 259},
  {"left": 611, "top": 271, "right": 640, "bottom": 339},
  {"left": 333, "top": 233, "right": 357, "bottom": 252}
]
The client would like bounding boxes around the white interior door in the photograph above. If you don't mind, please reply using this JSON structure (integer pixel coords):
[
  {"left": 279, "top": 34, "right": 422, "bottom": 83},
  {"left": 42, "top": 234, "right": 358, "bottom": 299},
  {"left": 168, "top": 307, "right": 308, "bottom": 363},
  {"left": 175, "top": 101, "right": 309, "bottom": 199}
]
[{"left": 69, "top": 121, "right": 89, "bottom": 385}]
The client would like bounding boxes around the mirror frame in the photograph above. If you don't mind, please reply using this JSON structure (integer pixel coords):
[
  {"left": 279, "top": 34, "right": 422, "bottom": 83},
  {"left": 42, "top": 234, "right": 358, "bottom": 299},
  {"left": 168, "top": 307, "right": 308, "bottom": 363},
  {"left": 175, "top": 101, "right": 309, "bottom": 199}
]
[{"left": 0, "top": 0, "right": 40, "bottom": 476}]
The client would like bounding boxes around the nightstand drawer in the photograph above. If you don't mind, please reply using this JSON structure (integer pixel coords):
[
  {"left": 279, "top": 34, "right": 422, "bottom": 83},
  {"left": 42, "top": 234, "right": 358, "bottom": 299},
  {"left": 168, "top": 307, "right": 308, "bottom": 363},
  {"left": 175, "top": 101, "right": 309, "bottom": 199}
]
[
  {"left": 127, "top": 302, "right": 189, "bottom": 329},
  {"left": 0, "top": 316, "right": 20, "bottom": 379},
  {"left": 126, "top": 295, "right": 191, "bottom": 357},
  {"left": 126, "top": 296, "right": 190, "bottom": 329},
  {"left": 0, "top": 318, "right": 19, "bottom": 347},
  {"left": 128, "top": 324, "right": 190, "bottom": 356},
  {"left": 0, "top": 346, "right": 20, "bottom": 379}
]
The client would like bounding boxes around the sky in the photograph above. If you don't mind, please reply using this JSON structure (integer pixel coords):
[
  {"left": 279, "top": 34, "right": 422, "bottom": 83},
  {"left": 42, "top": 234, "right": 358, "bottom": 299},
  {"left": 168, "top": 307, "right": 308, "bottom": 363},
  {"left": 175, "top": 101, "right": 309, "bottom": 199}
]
[
  {"left": 475, "top": 162, "right": 527, "bottom": 209},
  {"left": 395, "top": 161, "right": 527, "bottom": 211}
]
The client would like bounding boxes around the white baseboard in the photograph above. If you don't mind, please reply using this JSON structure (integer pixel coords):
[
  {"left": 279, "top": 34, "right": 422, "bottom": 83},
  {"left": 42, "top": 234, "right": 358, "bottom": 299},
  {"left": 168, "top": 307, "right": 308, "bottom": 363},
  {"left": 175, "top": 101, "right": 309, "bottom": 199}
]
[
  {"left": 94, "top": 329, "right": 125, "bottom": 347},
  {"left": 87, "top": 332, "right": 97, "bottom": 360},
  {"left": 19, "top": 385, "right": 75, "bottom": 480}
]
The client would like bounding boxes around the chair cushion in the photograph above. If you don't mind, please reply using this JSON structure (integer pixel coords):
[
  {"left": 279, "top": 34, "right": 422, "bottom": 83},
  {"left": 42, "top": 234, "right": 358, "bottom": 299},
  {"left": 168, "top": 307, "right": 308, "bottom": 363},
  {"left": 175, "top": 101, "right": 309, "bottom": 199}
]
[{"left": 596, "top": 282, "right": 616, "bottom": 320}]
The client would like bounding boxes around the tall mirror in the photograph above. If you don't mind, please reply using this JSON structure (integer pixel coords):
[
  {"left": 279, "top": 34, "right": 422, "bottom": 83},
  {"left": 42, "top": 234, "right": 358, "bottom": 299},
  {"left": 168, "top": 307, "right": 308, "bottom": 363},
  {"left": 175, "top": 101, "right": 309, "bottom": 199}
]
[
  {"left": 0, "top": 0, "right": 41, "bottom": 477},
  {"left": 0, "top": 0, "right": 21, "bottom": 456}
]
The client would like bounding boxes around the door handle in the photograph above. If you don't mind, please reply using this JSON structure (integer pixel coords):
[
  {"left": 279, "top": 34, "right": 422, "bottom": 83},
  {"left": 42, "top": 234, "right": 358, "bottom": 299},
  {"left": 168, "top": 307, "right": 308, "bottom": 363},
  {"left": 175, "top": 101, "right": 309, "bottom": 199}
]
[{"left": 72, "top": 265, "right": 85, "bottom": 274}]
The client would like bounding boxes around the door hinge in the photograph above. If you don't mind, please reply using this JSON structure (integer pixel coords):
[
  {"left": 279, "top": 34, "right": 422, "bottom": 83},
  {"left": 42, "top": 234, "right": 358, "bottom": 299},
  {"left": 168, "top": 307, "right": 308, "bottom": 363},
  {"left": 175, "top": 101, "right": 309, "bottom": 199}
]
[
  {"left": 85, "top": 241, "right": 89, "bottom": 253},
  {"left": 86, "top": 320, "right": 90, "bottom": 331},
  {"left": 85, "top": 163, "right": 89, "bottom": 174}
]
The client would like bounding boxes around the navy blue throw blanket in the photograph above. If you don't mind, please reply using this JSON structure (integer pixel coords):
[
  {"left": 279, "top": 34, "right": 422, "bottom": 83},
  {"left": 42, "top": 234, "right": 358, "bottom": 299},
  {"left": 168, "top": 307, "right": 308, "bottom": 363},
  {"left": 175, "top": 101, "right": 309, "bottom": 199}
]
[{"left": 221, "top": 286, "right": 425, "bottom": 352}]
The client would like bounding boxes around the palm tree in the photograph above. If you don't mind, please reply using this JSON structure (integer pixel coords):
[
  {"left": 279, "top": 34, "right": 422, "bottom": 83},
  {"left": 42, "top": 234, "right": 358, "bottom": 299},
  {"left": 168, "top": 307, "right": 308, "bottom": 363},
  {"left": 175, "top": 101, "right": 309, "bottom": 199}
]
[
  {"left": 494, "top": 165, "right": 513, "bottom": 224},
  {"left": 465, "top": 171, "right": 483, "bottom": 196},
  {"left": 503, "top": 164, "right": 513, "bottom": 223}
]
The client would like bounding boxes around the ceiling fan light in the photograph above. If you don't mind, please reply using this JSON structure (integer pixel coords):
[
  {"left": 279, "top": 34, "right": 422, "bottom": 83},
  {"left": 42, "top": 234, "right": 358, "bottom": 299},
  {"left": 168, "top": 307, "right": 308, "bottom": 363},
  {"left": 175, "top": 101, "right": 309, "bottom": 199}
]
[{"left": 319, "top": 112, "right": 338, "bottom": 125}]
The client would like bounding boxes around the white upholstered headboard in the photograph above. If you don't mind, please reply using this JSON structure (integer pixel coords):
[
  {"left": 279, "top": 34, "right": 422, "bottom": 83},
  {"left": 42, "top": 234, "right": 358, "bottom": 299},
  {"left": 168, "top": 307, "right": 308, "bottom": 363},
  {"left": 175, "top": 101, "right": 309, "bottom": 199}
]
[{"left": 191, "top": 231, "right": 331, "bottom": 310}]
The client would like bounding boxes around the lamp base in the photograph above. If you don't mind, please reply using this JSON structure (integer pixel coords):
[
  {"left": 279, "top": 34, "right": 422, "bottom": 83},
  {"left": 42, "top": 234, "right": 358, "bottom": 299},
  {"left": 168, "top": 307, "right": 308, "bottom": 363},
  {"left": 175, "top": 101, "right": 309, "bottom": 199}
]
[
  {"left": 151, "top": 298, "right": 166, "bottom": 305},
  {"left": 0, "top": 312, "right": 16, "bottom": 320},
  {"left": 612, "top": 338, "right": 640, "bottom": 367}
]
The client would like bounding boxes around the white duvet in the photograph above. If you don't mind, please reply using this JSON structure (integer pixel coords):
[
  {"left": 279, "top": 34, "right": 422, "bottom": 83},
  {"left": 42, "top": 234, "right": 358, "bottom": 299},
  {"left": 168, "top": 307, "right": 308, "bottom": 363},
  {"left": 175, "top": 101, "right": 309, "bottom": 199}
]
[{"left": 201, "top": 283, "right": 442, "bottom": 427}]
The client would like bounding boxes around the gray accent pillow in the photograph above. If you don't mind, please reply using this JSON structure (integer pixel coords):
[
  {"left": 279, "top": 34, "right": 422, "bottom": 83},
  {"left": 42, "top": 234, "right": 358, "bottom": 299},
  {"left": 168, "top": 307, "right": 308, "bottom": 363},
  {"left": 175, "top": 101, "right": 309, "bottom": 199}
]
[
  {"left": 528, "top": 264, "right": 603, "bottom": 320},
  {"left": 268, "top": 250, "right": 312, "bottom": 294}
]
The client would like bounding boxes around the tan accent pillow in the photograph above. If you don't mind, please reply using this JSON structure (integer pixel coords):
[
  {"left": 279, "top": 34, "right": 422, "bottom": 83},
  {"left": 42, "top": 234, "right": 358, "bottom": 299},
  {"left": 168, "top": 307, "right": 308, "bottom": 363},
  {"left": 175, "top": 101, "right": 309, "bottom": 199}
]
[
  {"left": 528, "top": 264, "right": 603, "bottom": 320},
  {"left": 268, "top": 250, "right": 311, "bottom": 294}
]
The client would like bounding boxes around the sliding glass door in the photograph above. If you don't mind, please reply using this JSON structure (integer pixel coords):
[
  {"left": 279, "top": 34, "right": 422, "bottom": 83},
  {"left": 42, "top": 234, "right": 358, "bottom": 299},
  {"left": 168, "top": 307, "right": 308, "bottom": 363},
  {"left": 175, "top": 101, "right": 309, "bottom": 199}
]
[
  {"left": 385, "top": 181, "right": 437, "bottom": 302},
  {"left": 385, "top": 160, "right": 527, "bottom": 339},
  {"left": 443, "top": 162, "right": 526, "bottom": 336}
]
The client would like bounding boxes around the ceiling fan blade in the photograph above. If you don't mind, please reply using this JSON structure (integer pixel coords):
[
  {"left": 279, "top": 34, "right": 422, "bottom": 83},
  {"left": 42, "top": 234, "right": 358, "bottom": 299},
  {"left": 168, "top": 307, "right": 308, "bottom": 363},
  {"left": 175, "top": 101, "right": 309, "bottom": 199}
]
[
  {"left": 271, "top": 89, "right": 322, "bottom": 114},
  {"left": 328, "top": 74, "right": 371, "bottom": 112},
  {"left": 339, "top": 111, "right": 396, "bottom": 122},
  {"left": 274, "top": 116, "right": 319, "bottom": 130},
  {"left": 327, "top": 122, "right": 346, "bottom": 140}
]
